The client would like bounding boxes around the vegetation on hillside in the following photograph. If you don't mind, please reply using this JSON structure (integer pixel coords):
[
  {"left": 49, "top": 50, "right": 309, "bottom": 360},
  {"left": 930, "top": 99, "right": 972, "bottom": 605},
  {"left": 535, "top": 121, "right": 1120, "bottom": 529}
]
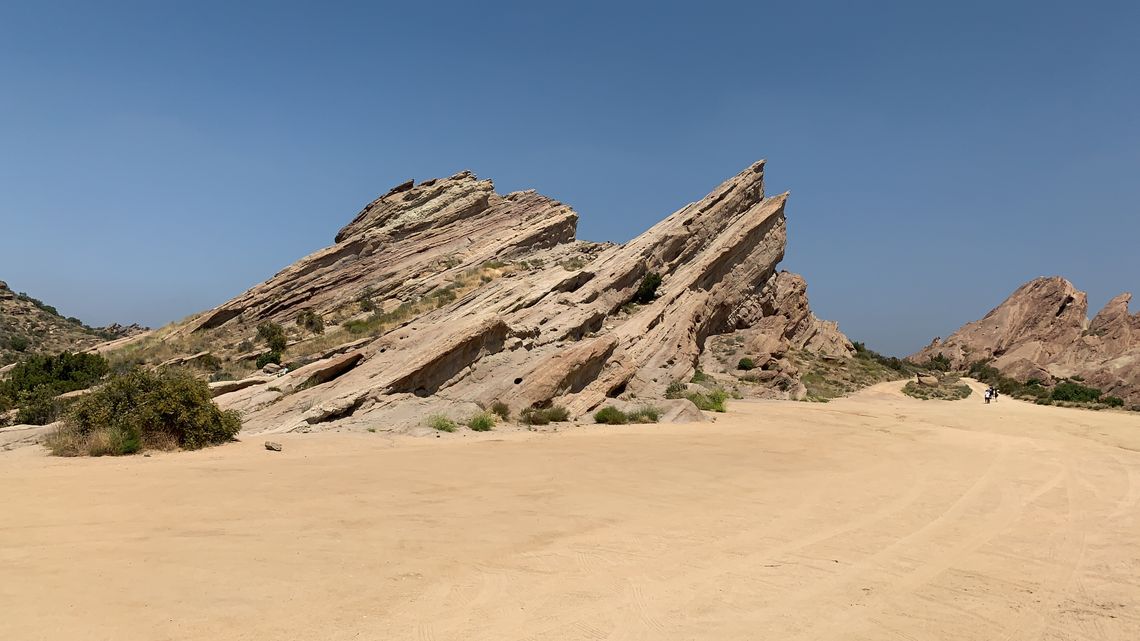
[{"left": 0, "top": 352, "right": 110, "bottom": 424}]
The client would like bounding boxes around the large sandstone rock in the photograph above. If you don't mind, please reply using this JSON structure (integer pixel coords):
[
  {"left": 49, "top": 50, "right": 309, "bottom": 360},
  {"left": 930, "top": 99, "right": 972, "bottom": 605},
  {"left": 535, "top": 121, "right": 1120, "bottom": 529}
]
[
  {"left": 134, "top": 160, "right": 850, "bottom": 433},
  {"left": 911, "top": 277, "right": 1140, "bottom": 406}
]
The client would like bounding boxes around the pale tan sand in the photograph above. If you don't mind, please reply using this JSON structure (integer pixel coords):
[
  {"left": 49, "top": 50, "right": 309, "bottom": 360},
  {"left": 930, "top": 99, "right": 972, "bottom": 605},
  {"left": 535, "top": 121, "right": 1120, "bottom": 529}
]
[{"left": 2, "top": 380, "right": 1139, "bottom": 640}]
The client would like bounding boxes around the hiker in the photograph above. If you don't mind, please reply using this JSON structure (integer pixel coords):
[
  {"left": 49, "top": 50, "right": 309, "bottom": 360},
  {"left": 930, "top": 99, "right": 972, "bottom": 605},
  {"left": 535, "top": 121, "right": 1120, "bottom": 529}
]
[
  {"left": 984, "top": 388, "right": 992, "bottom": 404},
  {"left": 992, "top": 387, "right": 998, "bottom": 403}
]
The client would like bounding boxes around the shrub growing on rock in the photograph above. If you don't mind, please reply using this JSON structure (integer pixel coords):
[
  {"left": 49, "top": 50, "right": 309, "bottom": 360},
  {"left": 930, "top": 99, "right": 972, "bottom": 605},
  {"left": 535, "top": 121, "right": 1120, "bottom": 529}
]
[
  {"left": 296, "top": 309, "right": 325, "bottom": 335},
  {"left": 737, "top": 357, "right": 756, "bottom": 371},
  {"left": 490, "top": 401, "right": 510, "bottom": 421},
  {"left": 46, "top": 369, "right": 241, "bottom": 456},
  {"left": 632, "top": 272, "right": 662, "bottom": 304}
]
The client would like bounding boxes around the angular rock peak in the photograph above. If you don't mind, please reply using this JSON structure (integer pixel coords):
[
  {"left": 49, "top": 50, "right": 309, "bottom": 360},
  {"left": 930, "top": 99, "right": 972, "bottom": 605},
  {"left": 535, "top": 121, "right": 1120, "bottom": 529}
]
[{"left": 157, "top": 160, "right": 850, "bottom": 433}]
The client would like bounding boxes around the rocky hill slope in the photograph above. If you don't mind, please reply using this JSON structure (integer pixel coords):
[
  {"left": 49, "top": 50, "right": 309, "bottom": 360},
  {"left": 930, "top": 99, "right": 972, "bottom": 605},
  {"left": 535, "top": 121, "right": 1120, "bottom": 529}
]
[
  {"left": 911, "top": 277, "right": 1140, "bottom": 406},
  {"left": 114, "top": 161, "right": 852, "bottom": 433},
  {"left": 0, "top": 282, "right": 143, "bottom": 366}
]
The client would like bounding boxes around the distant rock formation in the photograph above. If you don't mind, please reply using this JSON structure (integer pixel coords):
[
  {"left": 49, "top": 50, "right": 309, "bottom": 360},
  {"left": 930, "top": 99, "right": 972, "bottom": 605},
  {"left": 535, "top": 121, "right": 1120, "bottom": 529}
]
[
  {"left": 911, "top": 276, "right": 1140, "bottom": 406},
  {"left": 137, "top": 161, "right": 852, "bottom": 433}
]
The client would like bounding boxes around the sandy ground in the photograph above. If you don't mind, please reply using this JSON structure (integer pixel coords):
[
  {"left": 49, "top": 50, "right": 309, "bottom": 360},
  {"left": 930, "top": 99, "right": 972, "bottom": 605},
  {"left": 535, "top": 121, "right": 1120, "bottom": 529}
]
[{"left": 2, "top": 380, "right": 1139, "bottom": 640}]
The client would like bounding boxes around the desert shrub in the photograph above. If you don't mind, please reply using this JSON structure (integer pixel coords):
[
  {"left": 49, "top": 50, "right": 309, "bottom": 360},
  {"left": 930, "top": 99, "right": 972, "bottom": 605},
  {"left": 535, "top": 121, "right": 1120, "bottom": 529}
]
[
  {"left": 296, "top": 309, "right": 325, "bottom": 335},
  {"left": 560, "top": 257, "right": 586, "bottom": 271},
  {"left": 1104, "top": 396, "right": 1125, "bottom": 408},
  {"left": 256, "top": 351, "right": 282, "bottom": 368},
  {"left": 737, "top": 357, "right": 756, "bottom": 371},
  {"left": 47, "top": 369, "right": 241, "bottom": 456},
  {"left": 466, "top": 411, "right": 496, "bottom": 431},
  {"left": 1051, "top": 381, "right": 1103, "bottom": 403},
  {"left": 628, "top": 405, "right": 661, "bottom": 423},
  {"left": 359, "top": 298, "right": 377, "bottom": 312},
  {"left": 923, "top": 353, "right": 952, "bottom": 372},
  {"left": 632, "top": 272, "right": 662, "bottom": 304},
  {"left": 5, "top": 335, "right": 30, "bottom": 352},
  {"left": 594, "top": 406, "right": 629, "bottom": 424},
  {"left": 0, "top": 351, "right": 109, "bottom": 424},
  {"left": 902, "top": 380, "right": 972, "bottom": 401},
  {"left": 15, "top": 387, "right": 63, "bottom": 425},
  {"left": 690, "top": 368, "right": 711, "bottom": 384},
  {"left": 429, "top": 285, "right": 457, "bottom": 306},
  {"left": 520, "top": 405, "right": 570, "bottom": 425},
  {"left": 665, "top": 381, "right": 687, "bottom": 399},
  {"left": 490, "top": 401, "right": 511, "bottom": 421},
  {"left": 427, "top": 414, "right": 456, "bottom": 432},
  {"left": 257, "top": 322, "right": 288, "bottom": 353},
  {"left": 687, "top": 389, "right": 727, "bottom": 412}
]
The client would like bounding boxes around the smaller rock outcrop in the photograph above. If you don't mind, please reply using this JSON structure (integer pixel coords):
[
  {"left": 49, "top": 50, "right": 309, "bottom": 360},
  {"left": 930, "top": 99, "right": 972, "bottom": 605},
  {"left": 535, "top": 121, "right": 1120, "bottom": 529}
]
[{"left": 911, "top": 276, "right": 1140, "bottom": 406}]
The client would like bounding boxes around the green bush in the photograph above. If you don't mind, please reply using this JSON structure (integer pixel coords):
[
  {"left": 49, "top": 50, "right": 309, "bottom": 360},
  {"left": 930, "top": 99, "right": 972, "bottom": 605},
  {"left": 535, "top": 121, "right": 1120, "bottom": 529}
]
[
  {"left": 0, "top": 351, "right": 109, "bottom": 424},
  {"left": 632, "top": 272, "right": 662, "bottom": 304},
  {"left": 256, "top": 351, "right": 282, "bottom": 368},
  {"left": 427, "top": 414, "right": 456, "bottom": 432},
  {"left": 902, "top": 380, "right": 972, "bottom": 401},
  {"left": 665, "top": 381, "right": 687, "bottom": 399},
  {"left": 490, "top": 401, "right": 511, "bottom": 421},
  {"left": 1104, "top": 396, "right": 1125, "bottom": 408},
  {"left": 560, "top": 257, "right": 586, "bottom": 271},
  {"left": 1051, "top": 381, "right": 1103, "bottom": 403},
  {"left": 690, "top": 369, "right": 711, "bottom": 384},
  {"left": 296, "top": 309, "right": 325, "bottom": 335},
  {"left": 628, "top": 405, "right": 661, "bottom": 423},
  {"left": 466, "top": 411, "right": 496, "bottom": 431},
  {"left": 923, "top": 353, "right": 952, "bottom": 372},
  {"left": 594, "top": 406, "right": 629, "bottom": 424},
  {"left": 737, "top": 357, "right": 756, "bottom": 371},
  {"left": 257, "top": 322, "right": 288, "bottom": 353},
  {"left": 687, "top": 389, "right": 728, "bottom": 412},
  {"left": 47, "top": 369, "right": 241, "bottom": 456},
  {"left": 5, "top": 335, "right": 30, "bottom": 352},
  {"left": 520, "top": 405, "right": 570, "bottom": 425}
]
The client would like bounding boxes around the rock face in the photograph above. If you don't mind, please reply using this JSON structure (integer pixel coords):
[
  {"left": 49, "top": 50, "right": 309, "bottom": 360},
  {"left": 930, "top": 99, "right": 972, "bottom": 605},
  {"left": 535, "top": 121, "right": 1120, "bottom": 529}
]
[
  {"left": 153, "top": 160, "right": 850, "bottom": 432},
  {"left": 911, "top": 277, "right": 1140, "bottom": 406}
]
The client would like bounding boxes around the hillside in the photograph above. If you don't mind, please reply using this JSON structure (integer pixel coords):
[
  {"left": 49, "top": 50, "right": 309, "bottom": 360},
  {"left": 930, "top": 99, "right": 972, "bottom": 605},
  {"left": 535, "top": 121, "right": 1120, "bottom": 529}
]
[{"left": 0, "top": 282, "right": 142, "bottom": 366}]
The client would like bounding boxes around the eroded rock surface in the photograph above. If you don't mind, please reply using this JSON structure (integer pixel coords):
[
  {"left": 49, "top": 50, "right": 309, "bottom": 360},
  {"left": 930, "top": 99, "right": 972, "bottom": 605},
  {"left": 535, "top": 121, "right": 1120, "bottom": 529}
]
[
  {"left": 145, "top": 161, "right": 850, "bottom": 432},
  {"left": 911, "top": 277, "right": 1140, "bottom": 406}
]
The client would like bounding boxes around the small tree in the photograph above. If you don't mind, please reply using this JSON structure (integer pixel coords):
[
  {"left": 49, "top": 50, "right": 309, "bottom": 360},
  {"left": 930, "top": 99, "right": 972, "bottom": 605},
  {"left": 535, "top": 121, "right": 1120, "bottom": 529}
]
[
  {"left": 257, "top": 322, "right": 288, "bottom": 353},
  {"left": 296, "top": 309, "right": 325, "bottom": 335}
]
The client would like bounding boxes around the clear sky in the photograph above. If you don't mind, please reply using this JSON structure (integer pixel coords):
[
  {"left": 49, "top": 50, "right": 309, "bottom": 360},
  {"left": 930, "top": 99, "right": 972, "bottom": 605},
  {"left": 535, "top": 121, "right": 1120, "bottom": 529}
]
[{"left": 2, "top": 1, "right": 1137, "bottom": 355}]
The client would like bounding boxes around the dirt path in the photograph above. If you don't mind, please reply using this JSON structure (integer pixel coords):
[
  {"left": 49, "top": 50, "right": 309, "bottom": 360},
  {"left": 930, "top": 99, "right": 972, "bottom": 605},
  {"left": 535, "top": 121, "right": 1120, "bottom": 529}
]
[{"left": 2, "top": 381, "right": 1139, "bottom": 640}]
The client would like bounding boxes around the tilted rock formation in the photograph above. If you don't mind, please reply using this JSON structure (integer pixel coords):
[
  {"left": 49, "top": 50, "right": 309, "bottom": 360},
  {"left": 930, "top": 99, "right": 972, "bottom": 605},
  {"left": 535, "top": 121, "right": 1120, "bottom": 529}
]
[
  {"left": 911, "top": 277, "right": 1140, "bottom": 406},
  {"left": 142, "top": 160, "right": 850, "bottom": 433}
]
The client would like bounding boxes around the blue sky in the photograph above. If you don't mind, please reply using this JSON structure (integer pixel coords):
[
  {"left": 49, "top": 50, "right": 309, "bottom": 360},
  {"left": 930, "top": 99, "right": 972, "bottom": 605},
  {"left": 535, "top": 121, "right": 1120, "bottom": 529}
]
[{"left": 1, "top": 1, "right": 1137, "bottom": 355}]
